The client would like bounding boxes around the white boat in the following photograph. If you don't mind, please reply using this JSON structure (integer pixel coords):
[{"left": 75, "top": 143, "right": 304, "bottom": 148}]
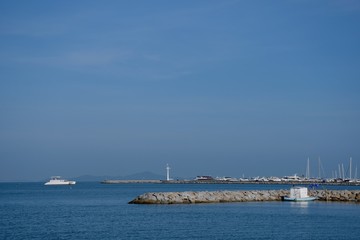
[
  {"left": 194, "top": 176, "right": 214, "bottom": 181},
  {"left": 44, "top": 176, "right": 76, "bottom": 185},
  {"left": 281, "top": 173, "right": 302, "bottom": 182},
  {"left": 283, "top": 187, "right": 317, "bottom": 201}
]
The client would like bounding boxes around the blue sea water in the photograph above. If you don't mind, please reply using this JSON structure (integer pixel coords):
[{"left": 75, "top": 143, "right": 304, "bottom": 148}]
[{"left": 1, "top": 183, "right": 359, "bottom": 240}]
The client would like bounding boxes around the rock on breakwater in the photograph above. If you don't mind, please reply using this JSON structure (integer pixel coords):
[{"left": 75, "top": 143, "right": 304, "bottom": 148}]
[
  {"left": 129, "top": 190, "right": 288, "bottom": 204},
  {"left": 313, "top": 190, "right": 360, "bottom": 202},
  {"left": 129, "top": 190, "right": 360, "bottom": 204}
]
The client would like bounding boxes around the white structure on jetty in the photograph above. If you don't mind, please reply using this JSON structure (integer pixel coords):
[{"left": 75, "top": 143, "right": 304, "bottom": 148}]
[
  {"left": 283, "top": 187, "right": 316, "bottom": 201},
  {"left": 166, "top": 164, "right": 171, "bottom": 181}
]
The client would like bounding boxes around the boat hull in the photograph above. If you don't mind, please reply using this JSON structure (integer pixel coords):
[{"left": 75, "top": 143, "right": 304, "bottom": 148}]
[
  {"left": 283, "top": 196, "right": 317, "bottom": 202},
  {"left": 44, "top": 180, "right": 76, "bottom": 185},
  {"left": 45, "top": 181, "right": 76, "bottom": 186}
]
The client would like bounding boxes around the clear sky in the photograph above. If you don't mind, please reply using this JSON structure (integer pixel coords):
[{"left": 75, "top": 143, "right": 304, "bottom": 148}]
[{"left": 1, "top": 0, "right": 359, "bottom": 181}]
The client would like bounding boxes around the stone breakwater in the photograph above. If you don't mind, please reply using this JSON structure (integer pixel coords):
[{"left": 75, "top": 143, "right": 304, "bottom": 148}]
[{"left": 129, "top": 190, "right": 360, "bottom": 204}]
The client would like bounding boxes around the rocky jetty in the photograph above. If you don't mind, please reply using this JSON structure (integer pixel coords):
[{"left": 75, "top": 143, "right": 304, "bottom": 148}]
[
  {"left": 313, "top": 190, "right": 360, "bottom": 202},
  {"left": 129, "top": 190, "right": 360, "bottom": 204}
]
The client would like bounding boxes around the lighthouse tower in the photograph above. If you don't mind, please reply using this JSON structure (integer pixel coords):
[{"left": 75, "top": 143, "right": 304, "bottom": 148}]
[{"left": 166, "top": 164, "right": 171, "bottom": 181}]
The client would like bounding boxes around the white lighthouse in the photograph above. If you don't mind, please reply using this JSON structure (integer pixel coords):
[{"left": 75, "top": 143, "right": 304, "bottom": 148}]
[{"left": 166, "top": 164, "right": 171, "bottom": 181}]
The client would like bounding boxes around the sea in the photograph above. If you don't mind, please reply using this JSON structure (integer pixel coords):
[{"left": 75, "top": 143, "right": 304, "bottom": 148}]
[{"left": 1, "top": 182, "right": 359, "bottom": 240}]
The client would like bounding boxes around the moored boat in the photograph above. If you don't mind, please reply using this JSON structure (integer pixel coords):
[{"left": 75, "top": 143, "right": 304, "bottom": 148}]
[
  {"left": 44, "top": 176, "right": 76, "bottom": 185},
  {"left": 283, "top": 186, "right": 316, "bottom": 201}
]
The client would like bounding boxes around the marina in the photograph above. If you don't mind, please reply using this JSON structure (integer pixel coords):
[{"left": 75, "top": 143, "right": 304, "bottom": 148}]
[
  {"left": 101, "top": 178, "right": 360, "bottom": 186},
  {"left": 101, "top": 160, "right": 360, "bottom": 185}
]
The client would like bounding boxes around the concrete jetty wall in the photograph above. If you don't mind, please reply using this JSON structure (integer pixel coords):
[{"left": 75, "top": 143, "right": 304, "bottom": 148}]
[
  {"left": 129, "top": 190, "right": 360, "bottom": 204},
  {"left": 101, "top": 180, "right": 161, "bottom": 184}
]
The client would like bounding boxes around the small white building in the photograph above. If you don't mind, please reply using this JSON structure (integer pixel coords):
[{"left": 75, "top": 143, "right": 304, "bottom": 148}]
[{"left": 290, "top": 187, "right": 309, "bottom": 199}]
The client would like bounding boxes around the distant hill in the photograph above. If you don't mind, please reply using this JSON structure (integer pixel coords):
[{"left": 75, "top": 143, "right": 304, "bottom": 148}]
[
  {"left": 72, "top": 175, "right": 114, "bottom": 182},
  {"left": 124, "top": 171, "right": 165, "bottom": 180},
  {"left": 73, "top": 171, "right": 166, "bottom": 182}
]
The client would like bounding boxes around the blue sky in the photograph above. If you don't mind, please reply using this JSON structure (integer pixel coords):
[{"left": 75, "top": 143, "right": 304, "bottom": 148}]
[{"left": 1, "top": 0, "right": 359, "bottom": 181}]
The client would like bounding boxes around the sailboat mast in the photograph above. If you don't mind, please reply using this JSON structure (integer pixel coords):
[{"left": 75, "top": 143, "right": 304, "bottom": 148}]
[
  {"left": 349, "top": 157, "right": 352, "bottom": 180},
  {"left": 318, "top": 157, "right": 321, "bottom": 179},
  {"left": 306, "top": 157, "right": 310, "bottom": 179}
]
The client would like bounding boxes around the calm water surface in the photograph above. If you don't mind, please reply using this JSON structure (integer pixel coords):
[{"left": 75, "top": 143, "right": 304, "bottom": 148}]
[{"left": 1, "top": 182, "right": 359, "bottom": 240}]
